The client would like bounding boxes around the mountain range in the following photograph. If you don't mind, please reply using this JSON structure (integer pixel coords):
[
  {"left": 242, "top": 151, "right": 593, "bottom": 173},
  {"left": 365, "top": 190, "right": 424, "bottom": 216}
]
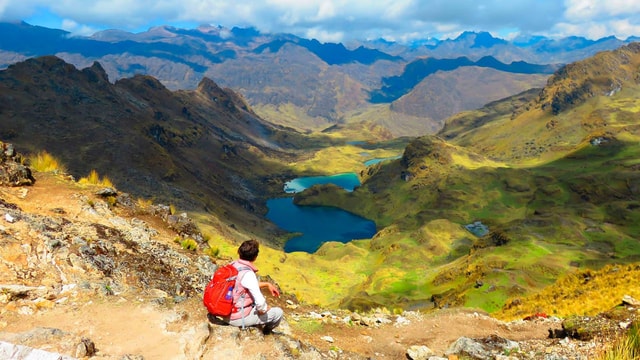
[
  {"left": 1, "top": 22, "right": 637, "bottom": 136},
  {"left": 0, "top": 21, "right": 639, "bottom": 315}
]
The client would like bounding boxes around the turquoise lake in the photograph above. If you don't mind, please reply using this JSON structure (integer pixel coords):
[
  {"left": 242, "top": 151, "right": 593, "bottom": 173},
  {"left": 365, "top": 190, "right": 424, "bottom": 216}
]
[
  {"left": 283, "top": 173, "right": 360, "bottom": 193},
  {"left": 267, "top": 173, "right": 377, "bottom": 253}
]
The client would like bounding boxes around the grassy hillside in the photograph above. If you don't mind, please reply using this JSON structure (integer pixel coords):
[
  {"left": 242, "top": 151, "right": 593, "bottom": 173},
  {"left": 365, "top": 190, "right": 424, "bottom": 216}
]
[{"left": 288, "top": 43, "right": 640, "bottom": 313}]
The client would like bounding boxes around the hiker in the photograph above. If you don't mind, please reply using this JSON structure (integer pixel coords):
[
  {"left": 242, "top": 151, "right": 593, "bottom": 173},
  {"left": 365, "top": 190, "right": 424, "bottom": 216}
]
[{"left": 223, "top": 239, "right": 283, "bottom": 334}]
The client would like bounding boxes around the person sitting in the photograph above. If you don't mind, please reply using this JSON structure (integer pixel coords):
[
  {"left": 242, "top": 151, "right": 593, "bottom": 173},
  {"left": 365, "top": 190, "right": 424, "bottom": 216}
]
[{"left": 223, "top": 239, "right": 283, "bottom": 334}]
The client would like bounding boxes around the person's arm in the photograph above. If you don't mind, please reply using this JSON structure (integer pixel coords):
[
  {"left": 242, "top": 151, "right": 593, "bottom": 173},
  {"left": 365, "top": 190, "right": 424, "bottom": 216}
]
[
  {"left": 240, "top": 271, "right": 268, "bottom": 313},
  {"left": 259, "top": 281, "right": 280, "bottom": 298}
]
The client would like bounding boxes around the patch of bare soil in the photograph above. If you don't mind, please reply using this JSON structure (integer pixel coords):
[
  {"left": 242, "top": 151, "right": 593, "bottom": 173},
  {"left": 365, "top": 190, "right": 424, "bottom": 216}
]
[
  {"left": 2, "top": 298, "right": 184, "bottom": 359},
  {"left": 1, "top": 293, "right": 558, "bottom": 359},
  {"left": 289, "top": 307, "right": 556, "bottom": 358}
]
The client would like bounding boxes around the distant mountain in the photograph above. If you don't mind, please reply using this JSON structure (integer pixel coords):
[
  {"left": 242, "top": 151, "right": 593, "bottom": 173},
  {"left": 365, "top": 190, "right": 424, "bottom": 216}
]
[
  {"left": 369, "top": 55, "right": 559, "bottom": 103},
  {"left": 388, "top": 67, "right": 549, "bottom": 128},
  {"left": 394, "top": 31, "right": 630, "bottom": 64},
  {"left": 254, "top": 38, "right": 401, "bottom": 65},
  {"left": 0, "top": 22, "right": 637, "bottom": 136},
  {"left": 439, "top": 31, "right": 510, "bottom": 49}
]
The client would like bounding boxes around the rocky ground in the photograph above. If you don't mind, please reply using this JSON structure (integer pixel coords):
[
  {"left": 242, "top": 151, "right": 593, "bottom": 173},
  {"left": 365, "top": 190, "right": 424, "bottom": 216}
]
[{"left": 0, "top": 147, "right": 638, "bottom": 359}]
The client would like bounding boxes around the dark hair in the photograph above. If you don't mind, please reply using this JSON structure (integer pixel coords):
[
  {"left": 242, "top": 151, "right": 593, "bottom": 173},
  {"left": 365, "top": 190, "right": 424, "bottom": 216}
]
[{"left": 238, "top": 239, "right": 260, "bottom": 261}]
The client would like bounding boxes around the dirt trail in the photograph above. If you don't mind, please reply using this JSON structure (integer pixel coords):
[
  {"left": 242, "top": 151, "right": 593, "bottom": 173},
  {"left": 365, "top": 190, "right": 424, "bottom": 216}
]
[{"left": 1, "top": 294, "right": 557, "bottom": 359}]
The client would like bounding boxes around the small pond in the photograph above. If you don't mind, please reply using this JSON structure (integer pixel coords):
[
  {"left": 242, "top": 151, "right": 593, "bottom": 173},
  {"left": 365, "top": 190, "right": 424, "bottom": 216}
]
[{"left": 363, "top": 155, "right": 402, "bottom": 167}]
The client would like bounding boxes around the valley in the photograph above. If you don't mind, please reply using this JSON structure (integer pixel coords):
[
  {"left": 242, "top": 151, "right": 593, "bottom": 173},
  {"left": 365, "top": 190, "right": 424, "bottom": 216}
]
[
  {"left": 1, "top": 41, "right": 639, "bottom": 315},
  {"left": 1, "top": 20, "right": 640, "bottom": 359}
]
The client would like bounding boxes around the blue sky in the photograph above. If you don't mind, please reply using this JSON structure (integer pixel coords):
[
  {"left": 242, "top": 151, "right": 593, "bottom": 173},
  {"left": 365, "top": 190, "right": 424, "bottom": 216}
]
[{"left": 1, "top": 0, "right": 639, "bottom": 42}]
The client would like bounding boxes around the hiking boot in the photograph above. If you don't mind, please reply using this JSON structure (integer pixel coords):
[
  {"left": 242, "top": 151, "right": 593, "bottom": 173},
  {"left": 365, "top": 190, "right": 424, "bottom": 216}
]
[
  {"left": 262, "top": 327, "right": 284, "bottom": 336},
  {"left": 207, "top": 313, "right": 228, "bottom": 325}
]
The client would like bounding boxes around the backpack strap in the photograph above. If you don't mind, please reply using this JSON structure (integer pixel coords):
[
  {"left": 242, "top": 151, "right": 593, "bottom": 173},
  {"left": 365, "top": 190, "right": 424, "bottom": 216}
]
[{"left": 232, "top": 264, "right": 254, "bottom": 330}]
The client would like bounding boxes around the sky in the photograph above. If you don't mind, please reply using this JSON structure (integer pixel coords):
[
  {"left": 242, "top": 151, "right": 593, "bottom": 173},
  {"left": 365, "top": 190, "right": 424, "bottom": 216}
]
[{"left": 1, "top": 0, "right": 640, "bottom": 43}]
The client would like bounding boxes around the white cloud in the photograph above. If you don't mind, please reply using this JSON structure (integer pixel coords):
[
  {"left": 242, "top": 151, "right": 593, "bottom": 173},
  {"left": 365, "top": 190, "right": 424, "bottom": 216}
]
[
  {"left": 1, "top": 0, "right": 639, "bottom": 42},
  {"left": 61, "top": 18, "right": 100, "bottom": 36},
  {"left": 610, "top": 19, "right": 640, "bottom": 39},
  {"left": 315, "top": 1, "right": 335, "bottom": 21},
  {"left": 305, "top": 27, "right": 344, "bottom": 43},
  {"left": 565, "top": 0, "right": 640, "bottom": 20}
]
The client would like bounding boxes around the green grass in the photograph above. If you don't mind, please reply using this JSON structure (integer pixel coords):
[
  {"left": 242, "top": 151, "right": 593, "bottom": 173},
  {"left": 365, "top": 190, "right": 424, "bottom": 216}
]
[{"left": 290, "top": 318, "right": 325, "bottom": 334}]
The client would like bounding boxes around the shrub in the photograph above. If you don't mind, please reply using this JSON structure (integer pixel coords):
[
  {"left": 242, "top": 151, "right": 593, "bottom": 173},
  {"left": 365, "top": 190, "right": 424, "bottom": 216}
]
[
  {"left": 180, "top": 238, "right": 198, "bottom": 251},
  {"left": 28, "top": 151, "right": 67, "bottom": 174},
  {"left": 203, "top": 246, "right": 220, "bottom": 258},
  {"left": 79, "top": 169, "right": 114, "bottom": 187},
  {"left": 598, "top": 323, "right": 640, "bottom": 360},
  {"left": 137, "top": 198, "right": 153, "bottom": 209},
  {"left": 106, "top": 196, "right": 117, "bottom": 207}
]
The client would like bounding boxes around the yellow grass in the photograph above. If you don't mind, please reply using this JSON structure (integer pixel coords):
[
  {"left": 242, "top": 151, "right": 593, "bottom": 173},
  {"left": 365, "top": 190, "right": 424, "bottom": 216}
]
[
  {"left": 497, "top": 264, "right": 640, "bottom": 320},
  {"left": 291, "top": 144, "right": 399, "bottom": 174},
  {"left": 136, "top": 198, "right": 153, "bottom": 209},
  {"left": 78, "top": 169, "right": 114, "bottom": 187},
  {"left": 597, "top": 324, "right": 640, "bottom": 360},
  {"left": 27, "top": 151, "right": 67, "bottom": 174}
]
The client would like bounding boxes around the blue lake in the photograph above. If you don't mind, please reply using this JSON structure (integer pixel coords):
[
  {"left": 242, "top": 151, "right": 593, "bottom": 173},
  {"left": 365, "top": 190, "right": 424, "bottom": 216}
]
[
  {"left": 283, "top": 173, "right": 360, "bottom": 193},
  {"left": 268, "top": 172, "right": 377, "bottom": 253},
  {"left": 267, "top": 198, "right": 377, "bottom": 253}
]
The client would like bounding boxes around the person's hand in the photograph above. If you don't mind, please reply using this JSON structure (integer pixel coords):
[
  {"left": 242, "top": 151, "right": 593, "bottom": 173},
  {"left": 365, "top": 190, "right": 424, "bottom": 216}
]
[{"left": 267, "top": 283, "right": 280, "bottom": 298}]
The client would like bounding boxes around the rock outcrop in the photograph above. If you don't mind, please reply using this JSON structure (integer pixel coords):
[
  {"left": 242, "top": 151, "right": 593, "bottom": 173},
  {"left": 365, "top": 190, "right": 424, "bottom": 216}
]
[{"left": 0, "top": 142, "right": 34, "bottom": 186}]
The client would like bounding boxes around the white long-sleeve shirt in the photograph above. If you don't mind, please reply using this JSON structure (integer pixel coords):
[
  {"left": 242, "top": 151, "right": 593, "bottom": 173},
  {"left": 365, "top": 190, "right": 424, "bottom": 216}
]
[{"left": 239, "top": 269, "right": 267, "bottom": 312}]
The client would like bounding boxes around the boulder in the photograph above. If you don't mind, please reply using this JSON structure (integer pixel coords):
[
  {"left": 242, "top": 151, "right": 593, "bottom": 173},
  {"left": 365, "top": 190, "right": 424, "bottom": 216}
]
[
  {"left": 406, "top": 344, "right": 435, "bottom": 360},
  {"left": 0, "top": 142, "right": 35, "bottom": 186}
]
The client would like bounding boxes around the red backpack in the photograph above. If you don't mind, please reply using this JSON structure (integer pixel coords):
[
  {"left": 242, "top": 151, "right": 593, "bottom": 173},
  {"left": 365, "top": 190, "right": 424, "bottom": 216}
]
[{"left": 203, "top": 264, "right": 240, "bottom": 317}]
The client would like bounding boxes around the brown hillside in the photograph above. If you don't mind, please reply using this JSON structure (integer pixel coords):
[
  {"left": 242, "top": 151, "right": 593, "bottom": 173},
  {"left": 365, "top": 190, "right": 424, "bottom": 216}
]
[
  {"left": 537, "top": 42, "right": 640, "bottom": 115},
  {"left": 210, "top": 42, "right": 378, "bottom": 131},
  {"left": 0, "top": 56, "right": 296, "bottom": 240},
  {"left": 437, "top": 42, "right": 640, "bottom": 163},
  {"left": 391, "top": 66, "right": 548, "bottom": 129}
]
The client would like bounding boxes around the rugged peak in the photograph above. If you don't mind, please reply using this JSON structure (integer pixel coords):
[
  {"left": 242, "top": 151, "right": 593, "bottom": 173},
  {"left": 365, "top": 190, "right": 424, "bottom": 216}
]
[
  {"left": 196, "top": 76, "right": 225, "bottom": 97},
  {"left": 6, "top": 55, "right": 75, "bottom": 75},
  {"left": 196, "top": 77, "right": 252, "bottom": 113},
  {"left": 116, "top": 73, "right": 168, "bottom": 91},
  {"left": 81, "top": 61, "right": 110, "bottom": 84}
]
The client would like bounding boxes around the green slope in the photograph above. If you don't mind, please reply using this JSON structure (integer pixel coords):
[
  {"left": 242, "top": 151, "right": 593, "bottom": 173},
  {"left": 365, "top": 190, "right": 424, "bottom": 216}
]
[{"left": 288, "top": 43, "right": 640, "bottom": 312}]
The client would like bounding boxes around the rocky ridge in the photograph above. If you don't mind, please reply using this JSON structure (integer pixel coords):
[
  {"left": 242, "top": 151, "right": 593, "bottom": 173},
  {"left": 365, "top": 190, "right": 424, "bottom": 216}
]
[{"left": 0, "top": 145, "right": 638, "bottom": 359}]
